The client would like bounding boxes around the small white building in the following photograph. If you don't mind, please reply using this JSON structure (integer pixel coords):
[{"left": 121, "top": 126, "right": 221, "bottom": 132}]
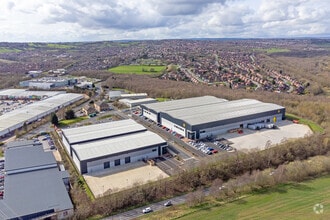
[
  {"left": 109, "top": 91, "right": 148, "bottom": 101},
  {"left": 119, "top": 98, "right": 157, "bottom": 108}
]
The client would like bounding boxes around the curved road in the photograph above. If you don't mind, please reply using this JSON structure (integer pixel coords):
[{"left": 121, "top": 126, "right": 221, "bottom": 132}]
[
  {"left": 105, "top": 188, "right": 210, "bottom": 220},
  {"left": 105, "top": 195, "right": 187, "bottom": 220}
]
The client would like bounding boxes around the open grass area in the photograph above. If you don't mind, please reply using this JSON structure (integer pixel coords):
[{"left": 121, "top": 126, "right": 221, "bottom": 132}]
[
  {"left": 285, "top": 113, "right": 324, "bottom": 133},
  {"left": 108, "top": 65, "right": 166, "bottom": 75},
  {"left": 141, "top": 175, "right": 330, "bottom": 220},
  {"left": 59, "top": 116, "right": 88, "bottom": 127}
]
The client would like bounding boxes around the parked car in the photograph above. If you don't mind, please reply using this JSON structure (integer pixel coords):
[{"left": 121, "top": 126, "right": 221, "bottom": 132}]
[
  {"left": 142, "top": 207, "right": 152, "bottom": 214},
  {"left": 164, "top": 200, "right": 172, "bottom": 206}
]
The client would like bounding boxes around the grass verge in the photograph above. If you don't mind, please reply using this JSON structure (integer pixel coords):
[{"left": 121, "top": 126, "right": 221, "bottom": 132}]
[
  {"left": 156, "top": 97, "right": 171, "bottom": 102},
  {"left": 59, "top": 116, "right": 89, "bottom": 127},
  {"left": 285, "top": 113, "right": 324, "bottom": 133}
]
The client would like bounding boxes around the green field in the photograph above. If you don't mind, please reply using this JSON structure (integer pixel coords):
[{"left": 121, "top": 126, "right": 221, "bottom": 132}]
[
  {"left": 108, "top": 65, "right": 166, "bottom": 74},
  {"left": 0, "top": 47, "right": 21, "bottom": 53},
  {"left": 254, "top": 48, "right": 290, "bottom": 54},
  {"left": 141, "top": 176, "right": 330, "bottom": 220},
  {"left": 46, "top": 43, "right": 75, "bottom": 49}
]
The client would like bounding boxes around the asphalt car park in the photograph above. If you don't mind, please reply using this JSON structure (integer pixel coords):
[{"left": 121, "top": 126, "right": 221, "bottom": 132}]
[{"left": 38, "top": 135, "right": 56, "bottom": 151}]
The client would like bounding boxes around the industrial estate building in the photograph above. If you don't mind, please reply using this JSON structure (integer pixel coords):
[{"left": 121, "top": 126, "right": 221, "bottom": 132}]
[
  {"left": 119, "top": 97, "right": 157, "bottom": 108},
  {"left": 19, "top": 77, "right": 78, "bottom": 89},
  {"left": 0, "top": 89, "right": 64, "bottom": 100},
  {"left": 61, "top": 119, "right": 167, "bottom": 174},
  {"left": 109, "top": 91, "right": 148, "bottom": 101},
  {"left": 0, "top": 89, "right": 84, "bottom": 138},
  {"left": 141, "top": 96, "right": 285, "bottom": 140},
  {"left": 0, "top": 141, "right": 73, "bottom": 220}
]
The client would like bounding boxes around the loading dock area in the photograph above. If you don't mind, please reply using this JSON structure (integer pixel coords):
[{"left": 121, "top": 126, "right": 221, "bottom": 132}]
[{"left": 219, "top": 121, "right": 312, "bottom": 151}]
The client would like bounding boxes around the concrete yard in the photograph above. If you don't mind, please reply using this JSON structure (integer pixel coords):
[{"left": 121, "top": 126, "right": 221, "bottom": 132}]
[
  {"left": 221, "top": 120, "right": 312, "bottom": 152},
  {"left": 84, "top": 164, "right": 169, "bottom": 198}
]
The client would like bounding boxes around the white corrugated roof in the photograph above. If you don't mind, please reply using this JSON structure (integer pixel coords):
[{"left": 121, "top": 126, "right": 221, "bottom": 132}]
[
  {"left": 120, "top": 98, "right": 157, "bottom": 104},
  {"left": 62, "top": 119, "right": 147, "bottom": 144},
  {"left": 0, "top": 89, "right": 64, "bottom": 97},
  {"left": 73, "top": 130, "right": 166, "bottom": 160},
  {"left": 143, "top": 96, "right": 228, "bottom": 112},
  {"left": 165, "top": 99, "right": 284, "bottom": 125},
  {"left": 0, "top": 93, "right": 83, "bottom": 135}
]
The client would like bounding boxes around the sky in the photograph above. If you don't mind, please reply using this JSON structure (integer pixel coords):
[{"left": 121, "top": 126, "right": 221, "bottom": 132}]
[{"left": 0, "top": 0, "right": 329, "bottom": 42}]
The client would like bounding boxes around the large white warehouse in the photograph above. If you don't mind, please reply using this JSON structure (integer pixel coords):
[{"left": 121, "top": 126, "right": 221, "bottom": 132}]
[
  {"left": 61, "top": 119, "right": 167, "bottom": 174},
  {"left": 141, "top": 96, "right": 285, "bottom": 140},
  {"left": 0, "top": 91, "right": 83, "bottom": 137}
]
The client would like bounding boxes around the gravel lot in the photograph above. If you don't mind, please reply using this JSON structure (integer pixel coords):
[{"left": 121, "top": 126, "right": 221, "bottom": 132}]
[
  {"left": 220, "top": 120, "right": 312, "bottom": 152},
  {"left": 84, "top": 164, "right": 169, "bottom": 198}
]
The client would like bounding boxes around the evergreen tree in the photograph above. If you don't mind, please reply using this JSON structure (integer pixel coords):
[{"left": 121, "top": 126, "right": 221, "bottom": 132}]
[
  {"left": 51, "top": 113, "right": 59, "bottom": 126},
  {"left": 65, "top": 109, "right": 75, "bottom": 120}
]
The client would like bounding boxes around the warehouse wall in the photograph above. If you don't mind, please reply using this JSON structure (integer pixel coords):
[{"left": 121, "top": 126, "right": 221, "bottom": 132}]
[
  {"left": 79, "top": 144, "right": 166, "bottom": 174},
  {"left": 198, "top": 113, "right": 283, "bottom": 139}
]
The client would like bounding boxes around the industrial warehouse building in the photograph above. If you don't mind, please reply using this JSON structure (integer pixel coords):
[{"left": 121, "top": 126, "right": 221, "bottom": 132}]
[
  {"left": 119, "top": 97, "right": 157, "bottom": 108},
  {"left": 0, "top": 141, "right": 73, "bottom": 220},
  {"left": 19, "top": 76, "right": 78, "bottom": 89},
  {"left": 0, "top": 90, "right": 83, "bottom": 138},
  {"left": 141, "top": 96, "right": 285, "bottom": 140},
  {"left": 61, "top": 119, "right": 167, "bottom": 174}
]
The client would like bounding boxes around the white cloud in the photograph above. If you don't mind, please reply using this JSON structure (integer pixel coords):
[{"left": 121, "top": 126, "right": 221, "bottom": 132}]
[{"left": 0, "top": 0, "right": 328, "bottom": 42}]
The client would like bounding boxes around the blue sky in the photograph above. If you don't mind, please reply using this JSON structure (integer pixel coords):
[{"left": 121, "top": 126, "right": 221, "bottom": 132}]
[{"left": 0, "top": 0, "right": 329, "bottom": 42}]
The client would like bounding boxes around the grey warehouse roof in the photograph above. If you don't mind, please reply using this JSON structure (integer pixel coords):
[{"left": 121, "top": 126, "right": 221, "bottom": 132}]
[
  {"left": 0, "top": 168, "right": 73, "bottom": 219},
  {"left": 62, "top": 119, "right": 147, "bottom": 144},
  {"left": 5, "top": 142, "right": 57, "bottom": 175},
  {"left": 163, "top": 98, "right": 285, "bottom": 126},
  {"left": 0, "top": 142, "right": 73, "bottom": 219},
  {"left": 72, "top": 130, "right": 166, "bottom": 161},
  {"left": 142, "top": 96, "right": 227, "bottom": 112}
]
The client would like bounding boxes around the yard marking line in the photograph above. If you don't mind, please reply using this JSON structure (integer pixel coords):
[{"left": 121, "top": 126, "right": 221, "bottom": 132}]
[{"left": 183, "top": 157, "right": 194, "bottom": 161}]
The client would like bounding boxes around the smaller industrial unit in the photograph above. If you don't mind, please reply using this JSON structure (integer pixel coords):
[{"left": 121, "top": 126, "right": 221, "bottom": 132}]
[
  {"left": 61, "top": 119, "right": 167, "bottom": 174},
  {"left": 141, "top": 96, "right": 285, "bottom": 140},
  {"left": 0, "top": 141, "right": 73, "bottom": 220}
]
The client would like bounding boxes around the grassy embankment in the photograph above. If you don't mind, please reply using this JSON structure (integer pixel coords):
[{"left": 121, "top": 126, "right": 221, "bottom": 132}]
[{"left": 286, "top": 113, "right": 324, "bottom": 133}]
